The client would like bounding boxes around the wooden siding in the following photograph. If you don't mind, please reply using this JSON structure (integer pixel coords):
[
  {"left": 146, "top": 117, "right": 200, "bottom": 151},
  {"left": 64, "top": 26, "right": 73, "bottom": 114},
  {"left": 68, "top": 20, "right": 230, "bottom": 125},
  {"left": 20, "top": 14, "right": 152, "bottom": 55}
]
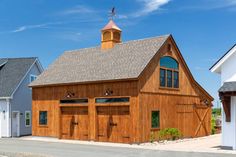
[
  {"left": 138, "top": 93, "right": 211, "bottom": 142},
  {"left": 137, "top": 38, "right": 212, "bottom": 142},
  {"left": 138, "top": 38, "right": 198, "bottom": 96},
  {"left": 32, "top": 37, "right": 212, "bottom": 143},
  {"left": 32, "top": 81, "right": 139, "bottom": 143}
]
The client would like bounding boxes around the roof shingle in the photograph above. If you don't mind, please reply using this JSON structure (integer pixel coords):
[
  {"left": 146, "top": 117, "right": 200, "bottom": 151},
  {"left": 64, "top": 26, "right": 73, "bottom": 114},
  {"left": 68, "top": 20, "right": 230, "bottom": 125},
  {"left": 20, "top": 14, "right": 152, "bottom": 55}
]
[
  {"left": 30, "top": 35, "right": 170, "bottom": 87},
  {"left": 0, "top": 58, "right": 37, "bottom": 97},
  {"left": 219, "top": 82, "right": 236, "bottom": 92}
]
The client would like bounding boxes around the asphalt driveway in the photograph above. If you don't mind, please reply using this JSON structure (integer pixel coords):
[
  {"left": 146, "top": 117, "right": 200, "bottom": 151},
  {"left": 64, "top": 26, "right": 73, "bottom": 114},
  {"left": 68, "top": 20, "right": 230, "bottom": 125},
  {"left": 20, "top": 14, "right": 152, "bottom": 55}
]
[{"left": 0, "top": 138, "right": 235, "bottom": 157}]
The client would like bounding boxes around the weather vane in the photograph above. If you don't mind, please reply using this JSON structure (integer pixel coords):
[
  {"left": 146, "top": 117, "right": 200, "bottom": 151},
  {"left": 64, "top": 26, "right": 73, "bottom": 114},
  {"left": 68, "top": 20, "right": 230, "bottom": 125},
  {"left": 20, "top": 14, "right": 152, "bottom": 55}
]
[{"left": 109, "top": 7, "right": 116, "bottom": 20}]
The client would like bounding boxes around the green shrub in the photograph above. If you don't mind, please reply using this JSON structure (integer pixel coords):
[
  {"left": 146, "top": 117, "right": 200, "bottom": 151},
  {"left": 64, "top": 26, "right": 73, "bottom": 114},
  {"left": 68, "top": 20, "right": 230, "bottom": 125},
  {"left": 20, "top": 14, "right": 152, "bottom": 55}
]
[
  {"left": 158, "top": 128, "right": 182, "bottom": 141},
  {"left": 211, "top": 116, "right": 216, "bottom": 135},
  {"left": 150, "top": 131, "right": 155, "bottom": 143},
  {"left": 212, "top": 108, "right": 221, "bottom": 117}
]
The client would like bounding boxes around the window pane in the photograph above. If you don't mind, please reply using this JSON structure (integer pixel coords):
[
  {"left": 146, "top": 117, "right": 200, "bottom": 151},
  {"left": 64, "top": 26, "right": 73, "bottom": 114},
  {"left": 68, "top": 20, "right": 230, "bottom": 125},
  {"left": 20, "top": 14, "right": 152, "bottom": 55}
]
[
  {"left": 60, "top": 99, "right": 88, "bottom": 104},
  {"left": 174, "top": 71, "right": 179, "bottom": 88},
  {"left": 25, "top": 112, "right": 31, "bottom": 126},
  {"left": 30, "top": 75, "right": 37, "bottom": 82},
  {"left": 26, "top": 113, "right": 30, "bottom": 119},
  {"left": 95, "top": 97, "right": 129, "bottom": 103},
  {"left": 167, "top": 70, "right": 172, "bottom": 87},
  {"left": 152, "top": 111, "right": 160, "bottom": 128},
  {"left": 39, "top": 111, "right": 47, "bottom": 125},
  {"left": 26, "top": 119, "right": 30, "bottom": 126},
  {"left": 160, "top": 69, "right": 166, "bottom": 87},
  {"left": 160, "top": 56, "right": 178, "bottom": 70}
]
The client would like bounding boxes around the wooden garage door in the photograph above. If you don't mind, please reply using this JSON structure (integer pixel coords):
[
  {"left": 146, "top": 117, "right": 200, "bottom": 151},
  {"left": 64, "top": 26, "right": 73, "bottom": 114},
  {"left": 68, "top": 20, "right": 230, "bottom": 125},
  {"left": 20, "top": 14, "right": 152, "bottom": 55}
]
[
  {"left": 61, "top": 107, "right": 88, "bottom": 140},
  {"left": 97, "top": 106, "right": 130, "bottom": 143},
  {"left": 176, "top": 104, "right": 211, "bottom": 138}
]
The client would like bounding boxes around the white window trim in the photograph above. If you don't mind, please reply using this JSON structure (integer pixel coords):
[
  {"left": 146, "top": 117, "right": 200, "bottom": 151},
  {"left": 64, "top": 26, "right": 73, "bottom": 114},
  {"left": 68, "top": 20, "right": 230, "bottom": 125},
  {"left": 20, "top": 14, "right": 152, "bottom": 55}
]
[{"left": 25, "top": 111, "right": 31, "bottom": 127}]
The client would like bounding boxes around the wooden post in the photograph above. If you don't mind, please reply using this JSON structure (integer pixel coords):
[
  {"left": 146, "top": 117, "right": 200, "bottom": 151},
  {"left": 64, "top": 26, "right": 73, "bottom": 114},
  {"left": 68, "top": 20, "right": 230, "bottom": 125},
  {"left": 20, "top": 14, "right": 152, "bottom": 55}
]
[
  {"left": 88, "top": 98, "right": 96, "bottom": 141},
  {"left": 220, "top": 94, "right": 231, "bottom": 122}
]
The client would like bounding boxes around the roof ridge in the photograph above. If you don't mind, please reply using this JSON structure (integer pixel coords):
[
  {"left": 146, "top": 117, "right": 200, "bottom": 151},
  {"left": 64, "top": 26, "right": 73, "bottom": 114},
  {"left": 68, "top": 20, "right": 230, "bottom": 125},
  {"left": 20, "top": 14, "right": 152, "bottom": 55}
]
[
  {"left": 117, "top": 34, "right": 170, "bottom": 45},
  {"left": 210, "top": 43, "right": 236, "bottom": 71},
  {"left": 65, "top": 46, "right": 100, "bottom": 53},
  {"left": 0, "top": 57, "right": 38, "bottom": 60},
  {"left": 65, "top": 34, "right": 171, "bottom": 53}
]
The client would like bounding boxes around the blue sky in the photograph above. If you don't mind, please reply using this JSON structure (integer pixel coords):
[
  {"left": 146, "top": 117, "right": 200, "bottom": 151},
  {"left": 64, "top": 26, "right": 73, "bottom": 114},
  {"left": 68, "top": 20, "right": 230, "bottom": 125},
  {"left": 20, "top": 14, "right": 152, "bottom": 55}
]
[{"left": 1, "top": 0, "right": 236, "bottom": 106}]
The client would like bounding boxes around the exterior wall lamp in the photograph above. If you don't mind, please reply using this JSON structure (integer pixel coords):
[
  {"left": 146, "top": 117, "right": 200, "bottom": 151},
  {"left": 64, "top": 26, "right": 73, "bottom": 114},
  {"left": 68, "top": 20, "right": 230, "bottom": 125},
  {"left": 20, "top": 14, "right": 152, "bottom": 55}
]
[
  {"left": 66, "top": 91, "right": 75, "bottom": 98},
  {"left": 104, "top": 89, "right": 113, "bottom": 96},
  {"left": 2, "top": 110, "right": 5, "bottom": 119}
]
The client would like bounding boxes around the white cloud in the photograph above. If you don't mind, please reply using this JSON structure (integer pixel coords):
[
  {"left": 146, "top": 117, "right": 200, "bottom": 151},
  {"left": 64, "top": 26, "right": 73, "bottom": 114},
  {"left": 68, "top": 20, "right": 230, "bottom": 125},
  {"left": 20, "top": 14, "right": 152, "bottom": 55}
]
[
  {"left": 11, "top": 24, "right": 47, "bottom": 33},
  {"left": 180, "top": 0, "right": 236, "bottom": 11},
  {"left": 11, "top": 22, "right": 62, "bottom": 33},
  {"left": 61, "top": 5, "right": 95, "bottom": 15},
  {"left": 226, "top": 0, "right": 236, "bottom": 5},
  {"left": 133, "top": 0, "right": 171, "bottom": 17},
  {"left": 116, "top": 14, "right": 128, "bottom": 19}
]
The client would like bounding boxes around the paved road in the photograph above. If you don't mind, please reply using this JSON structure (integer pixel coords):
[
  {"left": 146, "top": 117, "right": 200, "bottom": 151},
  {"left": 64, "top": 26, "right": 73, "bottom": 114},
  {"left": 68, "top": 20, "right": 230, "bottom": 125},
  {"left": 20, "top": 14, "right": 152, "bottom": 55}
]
[{"left": 0, "top": 138, "right": 234, "bottom": 157}]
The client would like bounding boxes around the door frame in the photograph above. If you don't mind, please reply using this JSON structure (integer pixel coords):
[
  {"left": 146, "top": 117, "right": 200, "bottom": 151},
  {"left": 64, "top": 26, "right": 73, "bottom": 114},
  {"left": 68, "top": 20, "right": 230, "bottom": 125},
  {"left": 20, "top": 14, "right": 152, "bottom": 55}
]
[
  {"left": 59, "top": 106, "right": 89, "bottom": 140},
  {"left": 12, "top": 111, "right": 20, "bottom": 137},
  {"left": 96, "top": 105, "right": 131, "bottom": 143}
]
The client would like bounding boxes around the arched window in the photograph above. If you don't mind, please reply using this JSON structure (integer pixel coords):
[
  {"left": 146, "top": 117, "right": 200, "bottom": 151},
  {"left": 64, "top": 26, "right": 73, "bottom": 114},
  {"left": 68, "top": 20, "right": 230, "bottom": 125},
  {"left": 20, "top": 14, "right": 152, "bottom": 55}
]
[
  {"left": 160, "top": 56, "right": 179, "bottom": 88},
  {"left": 103, "top": 31, "right": 111, "bottom": 41},
  {"left": 113, "top": 31, "right": 121, "bottom": 41}
]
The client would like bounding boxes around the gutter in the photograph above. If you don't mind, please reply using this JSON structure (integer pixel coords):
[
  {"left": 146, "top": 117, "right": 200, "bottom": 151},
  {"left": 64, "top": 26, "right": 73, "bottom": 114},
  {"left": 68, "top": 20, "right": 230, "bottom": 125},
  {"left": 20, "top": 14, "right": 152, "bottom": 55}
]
[{"left": 0, "top": 97, "right": 12, "bottom": 100}]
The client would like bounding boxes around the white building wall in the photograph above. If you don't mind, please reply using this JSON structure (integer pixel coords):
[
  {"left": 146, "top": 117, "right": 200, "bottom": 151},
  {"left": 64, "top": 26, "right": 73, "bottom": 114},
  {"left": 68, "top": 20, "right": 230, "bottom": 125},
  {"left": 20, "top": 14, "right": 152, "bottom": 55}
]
[
  {"left": 221, "top": 97, "right": 236, "bottom": 149},
  {"left": 220, "top": 50, "right": 236, "bottom": 149},
  {"left": 0, "top": 99, "right": 10, "bottom": 137},
  {"left": 221, "top": 52, "right": 236, "bottom": 84},
  {"left": 233, "top": 97, "right": 236, "bottom": 150}
]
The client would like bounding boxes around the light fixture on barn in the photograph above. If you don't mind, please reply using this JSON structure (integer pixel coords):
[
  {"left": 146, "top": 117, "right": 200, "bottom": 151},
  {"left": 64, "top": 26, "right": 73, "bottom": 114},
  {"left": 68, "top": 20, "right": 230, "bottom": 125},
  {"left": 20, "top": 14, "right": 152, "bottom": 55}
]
[
  {"left": 167, "top": 44, "right": 172, "bottom": 54},
  {"left": 66, "top": 91, "right": 75, "bottom": 98},
  {"left": 104, "top": 89, "right": 113, "bottom": 96},
  {"left": 2, "top": 110, "right": 5, "bottom": 119},
  {"left": 200, "top": 99, "right": 209, "bottom": 106}
]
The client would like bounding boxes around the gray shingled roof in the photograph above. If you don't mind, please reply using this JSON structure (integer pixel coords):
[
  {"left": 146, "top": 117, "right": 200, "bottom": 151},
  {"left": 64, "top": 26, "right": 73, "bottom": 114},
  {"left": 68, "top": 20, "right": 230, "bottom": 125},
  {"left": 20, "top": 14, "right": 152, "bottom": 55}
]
[
  {"left": 219, "top": 82, "right": 236, "bottom": 92},
  {"left": 0, "top": 58, "right": 37, "bottom": 97},
  {"left": 0, "top": 59, "right": 8, "bottom": 67},
  {"left": 30, "top": 35, "right": 170, "bottom": 87}
]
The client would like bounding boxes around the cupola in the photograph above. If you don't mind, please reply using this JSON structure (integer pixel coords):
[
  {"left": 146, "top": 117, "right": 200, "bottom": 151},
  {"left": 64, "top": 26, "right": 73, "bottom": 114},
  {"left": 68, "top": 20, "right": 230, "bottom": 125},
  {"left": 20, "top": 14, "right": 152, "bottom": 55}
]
[{"left": 101, "top": 20, "right": 122, "bottom": 50}]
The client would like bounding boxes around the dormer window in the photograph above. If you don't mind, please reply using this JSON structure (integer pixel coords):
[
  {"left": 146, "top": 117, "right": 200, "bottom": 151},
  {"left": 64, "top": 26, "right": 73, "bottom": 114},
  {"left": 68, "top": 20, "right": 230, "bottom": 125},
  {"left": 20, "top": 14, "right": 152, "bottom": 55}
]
[
  {"left": 160, "top": 56, "right": 179, "bottom": 88},
  {"left": 30, "top": 75, "right": 37, "bottom": 83}
]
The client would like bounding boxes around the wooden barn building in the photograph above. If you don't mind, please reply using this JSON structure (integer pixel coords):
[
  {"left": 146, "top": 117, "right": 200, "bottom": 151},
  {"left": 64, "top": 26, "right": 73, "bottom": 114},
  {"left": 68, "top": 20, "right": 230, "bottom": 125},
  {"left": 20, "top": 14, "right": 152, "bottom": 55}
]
[{"left": 30, "top": 20, "right": 213, "bottom": 143}]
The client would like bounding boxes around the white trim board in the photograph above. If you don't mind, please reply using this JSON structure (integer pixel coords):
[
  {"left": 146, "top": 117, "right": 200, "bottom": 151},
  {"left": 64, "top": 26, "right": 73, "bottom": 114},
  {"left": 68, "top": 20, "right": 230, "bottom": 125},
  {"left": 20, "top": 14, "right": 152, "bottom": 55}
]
[
  {"left": 10, "top": 59, "right": 43, "bottom": 98},
  {"left": 211, "top": 44, "right": 236, "bottom": 74}
]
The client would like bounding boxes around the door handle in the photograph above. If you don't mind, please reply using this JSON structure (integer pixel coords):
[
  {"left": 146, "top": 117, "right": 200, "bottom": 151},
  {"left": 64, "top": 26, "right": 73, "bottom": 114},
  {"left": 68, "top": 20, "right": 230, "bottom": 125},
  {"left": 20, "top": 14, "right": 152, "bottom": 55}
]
[
  {"left": 110, "top": 123, "right": 117, "bottom": 126},
  {"left": 72, "top": 122, "right": 79, "bottom": 125}
]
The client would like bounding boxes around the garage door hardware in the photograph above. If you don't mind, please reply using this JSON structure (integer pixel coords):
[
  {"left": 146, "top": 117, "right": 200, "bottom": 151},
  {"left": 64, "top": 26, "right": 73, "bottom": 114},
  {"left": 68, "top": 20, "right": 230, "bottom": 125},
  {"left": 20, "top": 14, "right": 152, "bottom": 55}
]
[
  {"left": 98, "top": 134, "right": 105, "bottom": 137},
  {"left": 71, "top": 122, "right": 79, "bottom": 125},
  {"left": 109, "top": 123, "right": 117, "bottom": 126}
]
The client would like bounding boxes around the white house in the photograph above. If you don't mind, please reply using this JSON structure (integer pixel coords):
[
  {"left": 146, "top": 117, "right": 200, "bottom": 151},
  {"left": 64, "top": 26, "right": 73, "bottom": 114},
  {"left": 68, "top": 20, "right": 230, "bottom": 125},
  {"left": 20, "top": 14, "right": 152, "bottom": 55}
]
[
  {"left": 210, "top": 44, "right": 236, "bottom": 150},
  {"left": 0, "top": 57, "right": 43, "bottom": 137}
]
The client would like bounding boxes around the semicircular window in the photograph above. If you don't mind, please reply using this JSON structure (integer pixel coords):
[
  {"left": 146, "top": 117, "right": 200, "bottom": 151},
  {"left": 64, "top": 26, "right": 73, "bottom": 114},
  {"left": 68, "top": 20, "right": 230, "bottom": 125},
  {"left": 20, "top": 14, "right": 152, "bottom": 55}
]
[
  {"left": 160, "top": 56, "right": 178, "bottom": 70},
  {"left": 160, "top": 56, "right": 179, "bottom": 88}
]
